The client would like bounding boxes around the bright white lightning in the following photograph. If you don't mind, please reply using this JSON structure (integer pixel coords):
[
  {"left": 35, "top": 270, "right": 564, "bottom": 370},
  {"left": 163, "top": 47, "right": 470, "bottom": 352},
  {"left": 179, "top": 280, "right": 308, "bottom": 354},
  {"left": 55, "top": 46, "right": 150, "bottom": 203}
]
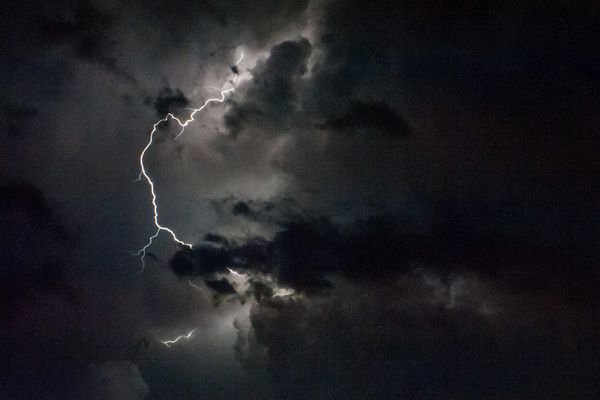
[
  {"left": 227, "top": 267, "right": 248, "bottom": 278},
  {"left": 272, "top": 287, "right": 295, "bottom": 298},
  {"left": 161, "top": 329, "right": 196, "bottom": 347},
  {"left": 132, "top": 53, "right": 243, "bottom": 271},
  {"left": 233, "top": 52, "right": 244, "bottom": 66},
  {"left": 188, "top": 279, "right": 202, "bottom": 289}
]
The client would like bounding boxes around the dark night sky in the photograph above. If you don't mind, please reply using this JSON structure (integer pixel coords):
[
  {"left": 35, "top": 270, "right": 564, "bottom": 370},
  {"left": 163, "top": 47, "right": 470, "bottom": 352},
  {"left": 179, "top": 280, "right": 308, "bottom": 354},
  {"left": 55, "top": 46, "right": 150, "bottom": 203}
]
[{"left": 1, "top": 0, "right": 599, "bottom": 399}]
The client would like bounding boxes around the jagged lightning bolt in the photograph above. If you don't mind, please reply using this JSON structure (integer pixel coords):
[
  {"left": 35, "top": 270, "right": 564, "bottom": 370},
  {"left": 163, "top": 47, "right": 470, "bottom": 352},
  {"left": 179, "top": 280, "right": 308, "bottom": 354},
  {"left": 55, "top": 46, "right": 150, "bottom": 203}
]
[
  {"left": 132, "top": 52, "right": 244, "bottom": 271},
  {"left": 187, "top": 268, "right": 245, "bottom": 290},
  {"left": 161, "top": 329, "right": 196, "bottom": 347},
  {"left": 227, "top": 267, "right": 248, "bottom": 278}
]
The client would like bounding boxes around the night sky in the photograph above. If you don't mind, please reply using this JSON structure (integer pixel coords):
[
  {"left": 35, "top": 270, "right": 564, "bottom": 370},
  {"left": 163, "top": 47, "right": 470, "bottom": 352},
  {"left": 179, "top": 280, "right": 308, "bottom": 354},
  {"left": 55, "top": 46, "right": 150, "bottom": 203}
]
[{"left": 1, "top": 1, "right": 599, "bottom": 399}]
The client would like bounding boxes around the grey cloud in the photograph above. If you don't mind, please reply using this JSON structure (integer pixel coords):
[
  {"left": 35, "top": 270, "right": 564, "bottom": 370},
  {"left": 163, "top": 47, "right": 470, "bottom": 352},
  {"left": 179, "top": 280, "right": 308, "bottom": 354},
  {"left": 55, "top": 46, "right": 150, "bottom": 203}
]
[
  {"left": 87, "top": 360, "right": 149, "bottom": 400},
  {"left": 204, "top": 232, "right": 230, "bottom": 245},
  {"left": 1, "top": 104, "right": 39, "bottom": 137},
  {"left": 2, "top": 0, "right": 598, "bottom": 398},
  {"left": 242, "top": 274, "right": 600, "bottom": 399},
  {"left": 40, "top": 2, "right": 136, "bottom": 83},
  {"left": 170, "top": 213, "right": 597, "bottom": 301},
  {"left": 216, "top": 29, "right": 413, "bottom": 217},
  {"left": 149, "top": 87, "right": 190, "bottom": 117},
  {"left": 224, "top": 37, "right": 312, "bottom": 136},
  {"left": 232, "top": 200, "right": 253, "bottom": 217},
  {"left": 205, "top": 277, "right": 237, "bottom": 295},
  {"left": 322, "top": 100, "right": 411, "bottom": 137},
  {"left": 0, "top": 181, "right": 215, "bottom": 398}
]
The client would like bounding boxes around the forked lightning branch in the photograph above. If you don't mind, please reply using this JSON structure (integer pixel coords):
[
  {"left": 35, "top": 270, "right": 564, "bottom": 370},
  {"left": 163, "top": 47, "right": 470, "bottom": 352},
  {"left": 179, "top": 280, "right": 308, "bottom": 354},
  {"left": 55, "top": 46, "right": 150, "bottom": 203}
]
[{"left": 132, "top": 53, "right": 243, "bottom": 271}]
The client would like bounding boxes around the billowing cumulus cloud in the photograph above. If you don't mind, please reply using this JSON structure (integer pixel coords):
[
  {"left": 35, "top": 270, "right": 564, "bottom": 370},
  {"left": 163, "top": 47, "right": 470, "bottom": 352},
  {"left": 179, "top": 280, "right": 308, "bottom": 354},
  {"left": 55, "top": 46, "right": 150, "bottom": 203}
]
[
  {"left": 239, "top": 275, "right": 600, "bottom": 399},
  {"left": 224, "top": 37, "right": 312, "bottom": 137},
  {"left": 150, "top": 87, "right": 190, "bottom": 118},
  {"left": 168, "top": 207, "right": 598, "bottom": 397}
]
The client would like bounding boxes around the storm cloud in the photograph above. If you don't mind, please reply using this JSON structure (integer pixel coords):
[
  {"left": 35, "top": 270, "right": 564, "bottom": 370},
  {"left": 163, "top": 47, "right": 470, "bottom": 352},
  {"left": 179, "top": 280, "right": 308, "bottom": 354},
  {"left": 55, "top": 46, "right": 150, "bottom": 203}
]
[{"left": 1, "top": 0, "right": 598, "bottom": 398}]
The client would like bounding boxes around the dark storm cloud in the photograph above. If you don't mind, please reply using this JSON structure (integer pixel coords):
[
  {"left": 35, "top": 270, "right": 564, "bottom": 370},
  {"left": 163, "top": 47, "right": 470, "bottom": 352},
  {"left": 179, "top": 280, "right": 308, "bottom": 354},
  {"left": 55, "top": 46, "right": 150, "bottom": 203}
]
[
  {"left": 218, "top": 0, "right": 597, "bottom": 247},
  {"left": 1, "top": 182, "right": 84, "bottom": 397},
  {"left": 0, "top": 181, "right": 75, "bottom": 313},
  {"left": 171, "top": 213, "right": 597, "bottom": 298},
  {"left": 1, "top": 104, "right": 39, "bottom": 137},
  {"left": 171, "top": 245, "right": 232, "bottom": 277},
  {"left": 117, "top": 0, "right": 309, "bottom": 49},
  {"left": 39, "top": 2, "right": 136, "bottom": 83},
  {"left": 204, "top": 232, "right": 230, "bottom": 245},
  {"left": 215, "top": 197, "right": 280, "bottom": 217},
  {"left": 170, "top": 235, "right": 270, "bottom": 280},
  {"left": 232, "top": 200, "right": 253, "bottom": 217},
  {"left": 322, "top": 100, "right": 410, "bottom": 137},
  {"left": 40, "top": 2, "right": 112, "bottom": 44},
  {"left": 0, "top": 182, "right": 219, "bottom": 399},
  {"left": 171, "top": 204, "right": 598, "bottom": 398},
  {"left": 205, "top": 277, "right": 237, "bottom": 295},
  {"left": 87, "top": 361, "right": 149, "bottom": 400},
  {"left": 229, "top": 199, "right": 283, "bottom": 220},
  {"left": 217, "top": 8, "right": 414, "bottom": 217},
  {"left": 302, "top": 0, "right": 403, "bottom": 113},
  {"left": 3, "top": 0, "right": 599, "bottom": 398},
  {"left": 241, "top": 276, "right": 600, "bottom": 399},
  {"left": 224, "top": 37, "right": 312, "bottom": 136},
  {"left": 208, "top": 196, "right": 300, "bottom": 233},
  {"left": 2, "top": 183, "right": 121, "bottom": 394},
  {"left": 0, "top": 0, "right": 320, "bottom": 398},
  {"left": 0, "top": 181, "right": 68, "bottom": 240},
  {"left": 149, "top": 87, "right": 190, "bottom": 117}
]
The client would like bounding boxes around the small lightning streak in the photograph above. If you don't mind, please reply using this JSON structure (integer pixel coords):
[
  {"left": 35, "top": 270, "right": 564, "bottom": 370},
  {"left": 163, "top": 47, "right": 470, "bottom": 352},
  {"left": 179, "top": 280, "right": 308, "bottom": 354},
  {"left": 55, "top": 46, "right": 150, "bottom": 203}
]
[
  {"left": 227, "top": 267, "right": 247, "bottom": 278},
  {"left": 233, "top": 52, "right": 244, "bottom": 66},
  {"left": 188, "top": 279, "right": 201, "bottom": 289},
  {"left": 133, "top": 52, "right": 243, "bottom": 271},
  {"left": 161, "top": 329, "right": 196, "bottom": 347}
]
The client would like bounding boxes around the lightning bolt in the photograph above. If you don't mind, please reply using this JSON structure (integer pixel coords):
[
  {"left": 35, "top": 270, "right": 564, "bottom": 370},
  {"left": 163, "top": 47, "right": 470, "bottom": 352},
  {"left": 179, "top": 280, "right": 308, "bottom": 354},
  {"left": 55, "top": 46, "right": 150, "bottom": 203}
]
[
  {"left": 188, "top": 267, "right": 246, "bottom": 292},
  {"left": 232, "top": 52, "right": 244, "bottom": 67},
  {"left": 132, "top": 52, "right": 243, "bottom": 271},
  {"left": 188, "top": 279, "right": 201, "bottom": 289},
  {"left": 161, "top": 329, "right": 196, "bottom": 347},
  {"left": 227, "top": 267, "right": 248, "bottom": 278}
]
